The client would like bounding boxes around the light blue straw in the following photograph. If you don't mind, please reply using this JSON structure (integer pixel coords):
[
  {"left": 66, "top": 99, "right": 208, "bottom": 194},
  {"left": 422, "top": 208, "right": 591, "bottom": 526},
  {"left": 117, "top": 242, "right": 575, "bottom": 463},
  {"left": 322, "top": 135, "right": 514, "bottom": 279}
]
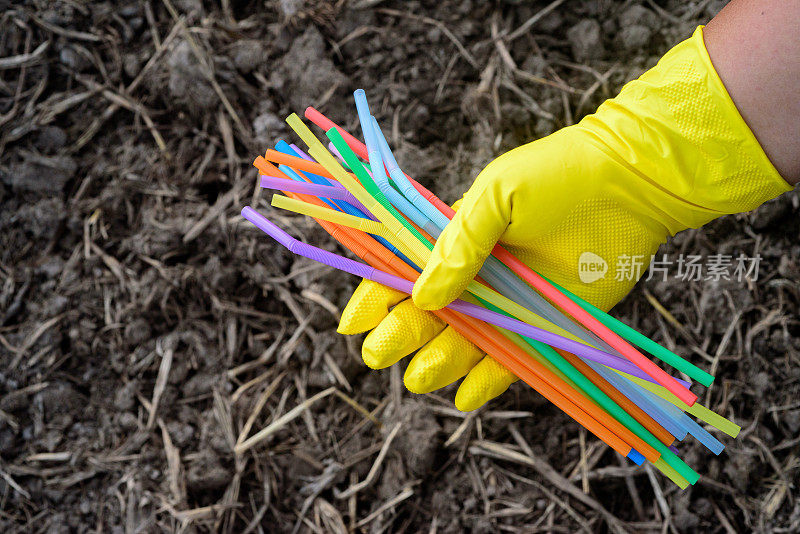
[
  {"left": 637, "top": 382, "right": 724, "bottom": 454},
  {"left": 591, "top": 362, "right": 688, "bottom": 440}
]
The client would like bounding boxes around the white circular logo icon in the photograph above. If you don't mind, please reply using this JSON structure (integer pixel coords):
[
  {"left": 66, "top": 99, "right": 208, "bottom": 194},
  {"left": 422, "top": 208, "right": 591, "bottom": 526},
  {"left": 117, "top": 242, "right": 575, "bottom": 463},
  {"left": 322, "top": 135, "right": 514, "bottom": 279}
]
[{"left": 578, "top": 252, "right": 608, "bottom": 283}]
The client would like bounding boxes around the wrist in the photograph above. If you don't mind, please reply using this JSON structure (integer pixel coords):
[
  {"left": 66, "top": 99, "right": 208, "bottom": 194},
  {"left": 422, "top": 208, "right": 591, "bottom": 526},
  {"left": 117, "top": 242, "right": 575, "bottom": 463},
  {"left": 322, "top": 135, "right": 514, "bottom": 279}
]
[{"left": 580, "top": 26, "right": 792, "bottom": 233}]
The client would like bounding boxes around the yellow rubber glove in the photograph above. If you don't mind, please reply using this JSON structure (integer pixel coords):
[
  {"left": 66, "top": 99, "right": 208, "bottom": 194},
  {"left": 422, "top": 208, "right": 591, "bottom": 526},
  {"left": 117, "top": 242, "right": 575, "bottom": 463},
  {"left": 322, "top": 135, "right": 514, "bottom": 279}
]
[{"left": 340, "top": 26, "right": 792, "bottom": 411}]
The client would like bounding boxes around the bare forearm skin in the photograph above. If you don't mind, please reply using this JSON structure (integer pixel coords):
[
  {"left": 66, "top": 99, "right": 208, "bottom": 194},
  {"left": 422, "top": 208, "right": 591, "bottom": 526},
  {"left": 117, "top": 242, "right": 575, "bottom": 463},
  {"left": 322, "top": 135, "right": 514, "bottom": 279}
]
[{"left": 704, "top": 0, "right": 800, "bottom": 185}]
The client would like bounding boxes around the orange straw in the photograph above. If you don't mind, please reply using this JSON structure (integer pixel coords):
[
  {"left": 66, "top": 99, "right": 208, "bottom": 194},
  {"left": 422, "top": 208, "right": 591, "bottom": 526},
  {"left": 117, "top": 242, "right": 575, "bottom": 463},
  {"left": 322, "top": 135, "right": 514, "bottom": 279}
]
[{"left": 265, "top": 149, "right": 338, "bottom": 179}]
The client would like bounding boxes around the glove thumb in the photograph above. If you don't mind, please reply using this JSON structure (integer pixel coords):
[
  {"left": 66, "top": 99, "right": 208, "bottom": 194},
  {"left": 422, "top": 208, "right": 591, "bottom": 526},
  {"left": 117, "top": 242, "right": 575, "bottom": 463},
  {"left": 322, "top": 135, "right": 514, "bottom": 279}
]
[{"left": 412, "top": 161, "right": 512, "bottom": 310}]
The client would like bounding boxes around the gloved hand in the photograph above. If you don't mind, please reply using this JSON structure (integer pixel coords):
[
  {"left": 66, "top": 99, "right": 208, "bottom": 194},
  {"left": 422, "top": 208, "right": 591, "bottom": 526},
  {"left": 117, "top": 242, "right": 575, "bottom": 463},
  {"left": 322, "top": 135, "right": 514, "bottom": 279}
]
[{"left": 339, "top": 26, "right": 792, "bottom": 411}]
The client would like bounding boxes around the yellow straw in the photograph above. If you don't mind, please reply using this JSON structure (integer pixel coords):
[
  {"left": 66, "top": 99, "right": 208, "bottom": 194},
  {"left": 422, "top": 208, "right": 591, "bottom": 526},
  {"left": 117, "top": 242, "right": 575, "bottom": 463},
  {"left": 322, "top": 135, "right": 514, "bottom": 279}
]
[
  {"left": 619, "top": 372, "right": 740, "bottom": 437},
  {"left": 271, "top": 194, "right": 388, "bottom": 237},
  {"left": 653, "top": 457, "right": 690, "bottom": 489}
]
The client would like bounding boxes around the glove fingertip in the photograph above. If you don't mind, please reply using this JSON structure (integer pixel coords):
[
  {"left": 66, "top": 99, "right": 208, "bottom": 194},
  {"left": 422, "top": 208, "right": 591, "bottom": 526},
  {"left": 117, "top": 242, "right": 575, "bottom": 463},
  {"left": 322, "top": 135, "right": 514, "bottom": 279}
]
[
  {"left": 361, "top": 346, "right": 387, "bottom": 370},
  {"left": 454, "top": 390, "right": 486, "bottom": 412},
  {"left": 454, "top": 356, "right": 518, "bottom": 412},
  {"left": 337, "top": 308, "right": 380, "bottom": 335},
  {"left": 339, "top": 279, "right": 406, "bottom": 334},
  {"left": 411, "top": 262, "right": 466, "bottom": 311}
]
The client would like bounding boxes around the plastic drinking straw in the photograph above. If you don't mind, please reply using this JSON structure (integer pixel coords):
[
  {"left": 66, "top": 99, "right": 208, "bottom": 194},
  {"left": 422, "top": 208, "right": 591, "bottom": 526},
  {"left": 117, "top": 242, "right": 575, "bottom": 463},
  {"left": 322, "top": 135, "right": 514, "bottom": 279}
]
[
  {"left": 272, "top": 194, "right": 388, "bottom": 236},
  {"left": 247, "top": 177, "right": 695, "bottom": 485},
  {"left": 653, "top": 457, "right": 690, "bottom": 489},
  {"left": 471, "top": 296, "right": 700, "bottom": 477},
  {"left": 620, "top": 372, "right": 740, "bottom": 438},
  {"left": 241, "top": 206, "right": 646, "bottom": 465},
  {"left": 269, "top": 192, "right": 667, "bottom": 385},
  {"left": 303, "top": 106, "right": 703, "bottom": 406},
  {"left": 260, "top": 175, "right": 362, "bottom": 206},
  {"left": 353, "top": 91, "right": 442, "bottom": 238},
  {"left": 593, "top": 362, "right": 689, "bottom": 440}
]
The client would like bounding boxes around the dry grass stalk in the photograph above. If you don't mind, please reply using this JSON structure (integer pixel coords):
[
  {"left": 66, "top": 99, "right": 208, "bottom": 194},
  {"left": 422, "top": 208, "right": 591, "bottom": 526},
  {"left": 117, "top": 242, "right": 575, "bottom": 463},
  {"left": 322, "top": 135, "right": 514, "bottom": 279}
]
[
  {"left": 470, "top": 440, "right": 628, "bottom": 534},
  {"left": 235, "top": 387, "right": 336, "bottom": 454},
  {"left": 146, "top": 341, "right": 174, "bottom": 430},
  {"left": 334, "top": 422, "right": 402, "bottom": 499},
  {"left": 158, "top": 419, "right": 187, "bottom": 506}
]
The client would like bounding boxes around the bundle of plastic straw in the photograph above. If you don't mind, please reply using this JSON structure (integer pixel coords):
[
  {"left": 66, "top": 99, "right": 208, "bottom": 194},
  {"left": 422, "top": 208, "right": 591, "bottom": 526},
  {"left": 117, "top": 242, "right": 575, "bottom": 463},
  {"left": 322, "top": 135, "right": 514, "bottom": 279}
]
[{"left": 240, "top": 90, "right": 741, "bottom": 489}]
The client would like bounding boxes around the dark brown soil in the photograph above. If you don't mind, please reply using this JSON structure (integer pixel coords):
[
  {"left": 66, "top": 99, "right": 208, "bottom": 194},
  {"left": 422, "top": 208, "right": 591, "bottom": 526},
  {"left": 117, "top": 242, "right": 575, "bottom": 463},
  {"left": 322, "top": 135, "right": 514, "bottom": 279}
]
[{"left": 1, "top": 1, "right": 798, "bottom": 532}]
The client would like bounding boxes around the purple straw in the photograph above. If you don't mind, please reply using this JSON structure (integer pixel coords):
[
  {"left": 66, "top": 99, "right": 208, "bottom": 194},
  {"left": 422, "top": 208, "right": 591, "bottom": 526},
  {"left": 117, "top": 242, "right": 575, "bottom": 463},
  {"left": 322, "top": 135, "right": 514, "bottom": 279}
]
[
  {"left": 242, "top": 206, "right": 673, "bottom": 384},
  {"left": 290, "top": 143, "right": 314, "bottom": 161},
  {"left": 260, "top": 175, "right": 368, "bottom": 212}
]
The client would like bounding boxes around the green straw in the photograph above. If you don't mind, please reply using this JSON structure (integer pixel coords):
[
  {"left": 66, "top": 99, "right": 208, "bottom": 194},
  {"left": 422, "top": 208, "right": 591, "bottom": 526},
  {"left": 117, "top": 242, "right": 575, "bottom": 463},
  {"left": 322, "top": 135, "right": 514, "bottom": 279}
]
[{"left": 543, "top": 275, "right": 714, "bottom": 387}]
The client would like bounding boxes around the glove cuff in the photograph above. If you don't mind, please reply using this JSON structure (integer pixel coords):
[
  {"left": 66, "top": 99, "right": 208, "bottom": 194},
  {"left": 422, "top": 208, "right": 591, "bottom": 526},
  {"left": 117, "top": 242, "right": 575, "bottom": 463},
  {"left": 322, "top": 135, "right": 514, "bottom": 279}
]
[{"left": 585, "top": 26, "right": 793, "bottom": 233}]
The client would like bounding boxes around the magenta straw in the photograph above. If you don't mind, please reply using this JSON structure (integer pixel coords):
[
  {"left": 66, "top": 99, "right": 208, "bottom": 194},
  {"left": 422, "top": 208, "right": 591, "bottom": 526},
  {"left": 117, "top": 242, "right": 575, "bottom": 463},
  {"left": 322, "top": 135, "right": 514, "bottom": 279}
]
[{"left": 242, "top": 206, "right": 676, "bottom": 384}]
